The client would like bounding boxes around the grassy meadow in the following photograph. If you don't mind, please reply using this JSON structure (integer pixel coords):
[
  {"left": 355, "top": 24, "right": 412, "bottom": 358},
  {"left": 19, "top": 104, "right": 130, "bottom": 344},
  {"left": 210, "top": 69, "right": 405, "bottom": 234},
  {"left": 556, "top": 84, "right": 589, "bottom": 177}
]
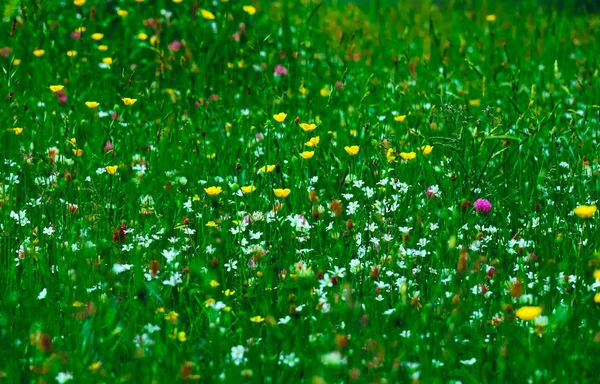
[{"left": 1, "top": 0, "right": 600, "bottom": 382}]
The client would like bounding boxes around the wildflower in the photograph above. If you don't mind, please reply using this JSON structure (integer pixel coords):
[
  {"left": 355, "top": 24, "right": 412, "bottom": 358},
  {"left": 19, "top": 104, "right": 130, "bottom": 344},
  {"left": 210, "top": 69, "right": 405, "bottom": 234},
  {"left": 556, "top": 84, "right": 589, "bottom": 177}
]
[
  {"left": 473, "top": 199, "right": 492, "bottom": 214},
  {"left": 394, "top": 115, "right": 407, "bottom": 122},
  {"left": 122, "top": 97, "right": 137, "bottom": 106},
  {"left": 469, "top": 99, "right": 481, "bottom": 107},
  {"left": 204, "top": 186, "right": 222, "bottom": 196},
  {"left": 91, "top": 33, "right": 104, "bottom": 40},
  {"left": 88, "top": 361, "right": 102, "bottom": 372},
  {"left": 105, "top": 165, "right": 118, "bottom": 175},
  {"left": 400, "top": 152, "right": 416, "bottom": 160},
  {"left": 117, "top": 10, "right": 128, "bottom": 17},
  {"left": 258, "top": 165, "right": 276, "bottom": 173},
  {"left": 85, "top": 101, "right": 99, "bottom": 108},
  {"left": 33, "top": 49, "right": 45, "bottom": 57},
  {"left": 486, "top": 14, "right": 497, "bottom": 22},
  {"left": 201, "top": 9, "right": 215, "bottom": 19},
  {"left": 320, "top": 88, "right": 330, "bottom": 97},
  {"left": 241, "top": 185, "right": 256, "bottom": 194},
  {"left": 10, "top": 128, "right": 23, "bottom": 135},
  {"left": 515, "top": 306, "right": 542, "bottom": 321},
  {"left": 164, "top": 311, "right": 179, "bottom": 323},
  {"left": 305, "top": 136, "right": 320, "bottom": 147},
  {"left": 574, "top": 205, "right": 596, "bottom": 219},
  {"left": 98, "top": 45, "right": 108, "bottom": 51},
  {"left": 344, "top": 146, "right": 360, "bottom": 156},
  {"left": 300, "top": 123, "right": 317, "bottom": 132},
  {"left": 243, "top": 5, "right": 256, "bottom": 15},
  {"left": 177, "top": 331, "right": 187, "bottom": 342},
  {"left": 138, "top": 33, "right": 148, "bottom": 40},
  {"left": 250, "top": 316, "right": 265, "bottom": 323},
  {"left": 419, "top": 145, "right": 433, "bottom": 155},
  {"left": 74, "top": 0, "right": 85, "bottom": 5},
  {"left": 426, "top": 185, "right": 439, "bottom": 199},
  {"left": 66, "top": 50, "right": 77, "bottom": 57},
  {"left": 300, "top": 151, "right": 314, "bottom": 159},
  {"left": 56, "top": 372, "right": 73, "bottom": 383},
  {"left": 206, "top": 221, "right": 217, "bottom": 227},
  {"left": 274, "top": 64, "right": 288, "bottom": 76},
  {"left": 594, "top": 270, "right": 600, "bottom": 281},
  {"left": 595, "top": 293, "right": 600, "bottom": 303},
  {"left": 72, "top": 149, "right": 83, "bottom": 157},
  {"left": 273, "top": 188, "right": 291, "bottom": 198},
  {"left": 49, "top": 85, "right": 64, "bottom": 93},
  {"left": 209, "top": 280, "right": 220, "bottom": 287},
  {"left": 386, "top": 148, "right": 396, "bottom": 162},
  {"left": 273, "top": 113, "right": 287, "bottom": 123},
  {"left": 102, "top": 57, "right": 113, "bottom": 65}
]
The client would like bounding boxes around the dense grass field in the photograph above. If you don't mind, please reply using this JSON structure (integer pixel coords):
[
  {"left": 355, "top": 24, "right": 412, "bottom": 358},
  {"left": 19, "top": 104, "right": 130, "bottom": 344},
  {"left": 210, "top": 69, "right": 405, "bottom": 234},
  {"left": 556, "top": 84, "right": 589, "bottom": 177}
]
[{"left": 1, "top": 0, "right": 599, "bottom": 382}]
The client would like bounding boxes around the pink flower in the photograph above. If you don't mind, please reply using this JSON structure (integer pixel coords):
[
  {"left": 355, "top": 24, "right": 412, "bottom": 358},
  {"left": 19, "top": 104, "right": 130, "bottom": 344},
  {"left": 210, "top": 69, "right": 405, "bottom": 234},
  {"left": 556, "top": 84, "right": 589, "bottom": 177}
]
[
  {"left": 168, "top": 40, "right": 182, "bottom": 52},
  {"left": 473, "top": 198, "right": 492, "bottom": 214},
  {"left": 57, "top": 89, "right": 67, "bottom": 104},
  {"left": 104, "top": 141, "right": 114, "bottom": 153},
  {"left": 71, "top": 31, "right": 81, "bottom": 40},
  {"left": 335, "top": 81, "right": 344, "bottom": 90},
  {"left": 273, "top": 64, "right": 288, "bottom": 77},
  {"left": 426, "top": 186, "right": 439, "bottom": 199}
]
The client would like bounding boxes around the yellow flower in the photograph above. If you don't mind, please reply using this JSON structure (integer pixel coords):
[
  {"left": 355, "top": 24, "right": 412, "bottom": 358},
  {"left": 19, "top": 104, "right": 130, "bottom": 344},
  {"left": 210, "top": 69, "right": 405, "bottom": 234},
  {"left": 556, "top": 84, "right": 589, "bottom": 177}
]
[
  {"left": 594, "top": 270, "right": 600, "bottom": 281},
  {"left": 486, "top": 14, "right": 497, "bottom": 22},
  {"left": 515, "top": 306, "right": 542, "bottom": 321},
  {"left": 320, "top": 88, "right": 330, "bottom": 97},
  {"left": 574, "top": 205, "right": 597, "bottom": 219},
  {"left": 66, "top": 50, "right": 78, "bottom": 57},
  {"left": 117, "top": 9, "right": 128, "bottom": 17},
  {"left": 138, "top": 33, "right": 148, "bottom": 40},
  {"left": 241, "top": 185, "right": 256, "bottom": 194},
  {"left": 150, "top": 36, "right": 158, "bottom": 46},
  {"left": 164, "top": 311, "right": 179, "bottom": 322},
  {"left": 74, "top": 0, "right": 86, "bottom": 6},
  {"left": 206, "top": 221, "right": 218, "bottom": 227},
  {"left": 75, "top": 26, "right": 86, "bottom": 33},
  {"left": 73, "top": 301, "right": 85, "bottom": 307},
  {"left": 72, "top": 149, "right": 84, "bottom": 157},
  {"left": 13, "top": 59, "right": 21, "bottom": 65},
  {"left": 258, "top": 165, "right": 276, "bottom": 173},
  {"left": 595, "top": 293, "right": 600, "bottom": 303},
  {"left": 305, "top": 136, "right": 320, "bottom": 147},
  {"left": 204, "top": 298, "right": 215, "bottom": 308},
  {"left": 102, "top": 57, "right": 113, "bottom": 65},
  {"left": 49, "top": 85, "right": 64, "bottom": 93},
  {"left": 394, "top": 115, "right": 407, "bottom": 122},
  {"left": 400, "top": 152, "right": 416, "bottom": 160},
  {"left": 209, "top": 280, "right": 220, "bottom": 287},
  {"left": 344, "top": 146, "right": 360, "bottom": 156},
  {"left": 201, "top": 9, "right": 215, "bottom": 19},
  {"left": 300, "top": 123, "right": 317, "bottom": 132},
  {"left": 418, "top": 145, "right": 433, "bottom": 155},
  {"left": 386, "top": 148, "right": 396, "bottom": 163},
  {"left": 273, "top": 188, "right": 291, "bottom": 198},
  {"left": 177, "top": 331, "right": 187, "bottom": 342},
  {"left": 173, "top": 0, "right": 183, "bottom": 3},
  {"left": 33, "top": 49, "right": 45, "bottom": 57},
  {"left": 105, "top": 165, "right": 118, "bottom": 175},
  {"left": 224, "top": 289, "right": 235, "bottom": 296},
  {"left": 204, "top": 186, "right": 222, "bottom": 196},
  {"left": 85, "top": 101, "right": 99, "bottom": 108},
  {"left": 91, "top": 33, "right": 104, "bottom": 40},
  {"left": 300, "top": 151, "right": 314, "bottom": 159},
  {"left": 469, "top": 99, "right": 481, "bottom": 107},
  {"left": 250, "top": 316, "right": 265, "bottom": 323},
  {"left": 273, "top": 113, "right": 287, "bottom": 123},
  {"left": 11, "top": 128, "right": 24, "bottom": 135},
  {"left": 243, "top": 5, "right": 256, "bottom": 15},
  {"left": 88, "top": 361, "right": 102, "bottom": 372},
  {"left": 98, "top": 45, "right": 108, "bottom": 51},
  {"left": 122, "top": 97, "right": 137, "bottom": 106}
]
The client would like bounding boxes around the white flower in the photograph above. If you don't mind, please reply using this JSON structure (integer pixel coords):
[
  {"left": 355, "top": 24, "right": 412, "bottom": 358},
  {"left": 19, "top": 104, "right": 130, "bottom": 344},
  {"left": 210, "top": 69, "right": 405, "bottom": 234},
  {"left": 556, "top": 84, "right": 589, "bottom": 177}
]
[
  {"left": 38, "top": 288, "right": 47, "bottom": 300},
  {"left": 321, "top": 351, "right": 346, "bottom": 366},
  {"left": 56, "top": 372, "right": 73, "bottom": 383},
  {"left": 279, "top": 352, "right": 300, "bottom": 367},
  {"left": 162, "top": 248, "right": 179, "bottom": 264},
  {"left": 231, "top": 345, "right": 247, "bottom": 366},
  {"left": 113, "top": 263, "right": 133, "bottom": 274},
  {"left": 460, "top": 358, "right": 477, "bottom": 365},
  {"left": 278, "top": 316, "right": 291, "bottom": 325},
  {"left": 43, "top": 226, "right": 55, "bottom": 236},
  {"left": 162, "top": 272, "right": 183, "bottom": 286}
]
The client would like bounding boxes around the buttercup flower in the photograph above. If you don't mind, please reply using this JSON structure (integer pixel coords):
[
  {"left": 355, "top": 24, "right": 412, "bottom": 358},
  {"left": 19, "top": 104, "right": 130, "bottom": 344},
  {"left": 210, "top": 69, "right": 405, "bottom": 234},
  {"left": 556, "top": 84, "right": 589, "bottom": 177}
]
[
  {"left": 105, "top": 165, "right": 118, "bottom": 175},
  {"left": 300, "top": 123, "right": 317, "bottom": 132},
  {"left": 273, "top": 188, "right": 291, "bottom": 198},
  {"left": 201, "top": 9, "right": 215, "bottom": 20},
  {"left": 49, "top": 85, "right": 64, "bottom": 93},
  {"left": 243, "top": 5, "right": 256, "bottom": 15},
  {"left": 258, "top": 165, "right": 276, "bottom": 173},
  {"left": 300, "top": 151, "right": 314, "bottom": 159},
  {"left": 305, "top": 136, "right": 320, "bottom": 147},
  {"left": 473, "top": 199, "right": 492, "bottom": 214},
  {"left": 74, "top": 0, "right": 86, "bottom": 5},
  {"left": 204, "top": 186, "right": 222, "bottom": 196},
  {"left": 250, "top": 316, "right": 265, "bottom": 323},
  {"left": 394, "top": 115, "right": 407, "bottom": 122},
  {"left": 344, "top": 146, "right": 360, "bottom": 156},
  {"left": 273, "top": 113, "right": 287, "bottom": 123},
  {"left": 122, "top": 98, "right": 137, "bottom": 106},
  {"left": 419, "top": 145, "right": 433, "bottom": 155},
  {"left": 33, "top": 49, "right": 45, "bottom": 57},
  {"left": 515, "top": 306, "right": 542, "bottom": 321},
  {"left": 91, "top": 33, "right": 104, "bottom": 40},
  {"left": 241, "top": 186, "right": 256, "bottom": 194},
  {"left": 574, "top": 205, "right": 596, "bottom": 219},
  {"left": 400, "top": 152, "right": 416, "bottom": 160},
  {"left": 85, "top": 101, "right": 99, "bottom": 108}
]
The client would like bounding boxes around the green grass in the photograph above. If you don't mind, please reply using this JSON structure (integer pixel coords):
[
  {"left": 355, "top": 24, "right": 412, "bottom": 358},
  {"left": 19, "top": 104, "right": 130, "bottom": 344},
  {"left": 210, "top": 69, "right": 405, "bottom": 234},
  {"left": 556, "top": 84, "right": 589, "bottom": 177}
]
[{"left": 1, "top": 0, "right": 599, "bottom": 382}]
